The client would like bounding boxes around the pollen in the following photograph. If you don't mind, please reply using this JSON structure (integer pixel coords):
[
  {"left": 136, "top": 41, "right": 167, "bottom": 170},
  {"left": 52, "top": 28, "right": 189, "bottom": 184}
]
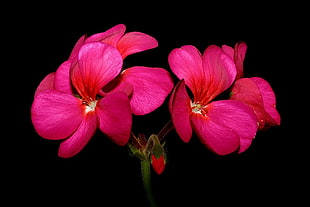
[
  {"left": 191, "top": 101, "right": 207, "bottom": 116},
  {"left": 83, "top": 100, "right": 98, "bottom": 113}
]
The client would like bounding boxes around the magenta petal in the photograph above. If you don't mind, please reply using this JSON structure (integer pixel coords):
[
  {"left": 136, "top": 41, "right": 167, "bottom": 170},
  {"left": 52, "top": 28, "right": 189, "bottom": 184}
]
[
  {"left": 169, "top": 80, "right": 192, "bottom": 142},
  {"left": 233, "top": 41, "right": 247, "bottom": 79},
  {"left": 230, "top": 78, "right": 266, "bottom": 129},
  {"left": 54, "top": 60, "right": 73, "bottom": 94},
  {"left": 251, "top": 77, "right": 281, "bottom": 126},
  {"left": 100, "top": 69, "right": 134, "bottom": 97},
  {"left": 168, "top": 45, "right": 204, "bottom": 94},
  {"left": 68, "top": 34, "right": 87, "bottom": 61},
  {"left": 191, "top": 113, "right": 240, "bottom": 155},
  {"left": 58, "top": 113, "right": 98, "bottom": 158},
  {"left": 31, "top": 90, "right": 84, "bottom": 140},
  {"left": 100, "top": 77, "right": 133, "bottom": 97},
  {"left": 86, "top": 24, "right": 126, "bottom": 47},
  {"left": 97, "top": 92, "right": 132, "bottom": 146},
  {"left": 72, "top": 42, "right": 123, "bottom": 99},
  {"left": 221, "top": 44, "right": 234, "bottom": 58},
  {"left": 230, "top": 77, "right": 280, "bottom": 130},
  {"left": 117, "top": 32, "right": 158, "bottom": 59},
  {"left": 120, "top": 66, "right": 174, "bottom": 115},
  {"left": 77, "top": 42, "right": 123, "bottom": 85},
  {"left": 203, "top": 100, "right": 258, "bottom": 154},
  {"left": 201, "top": 45, "right": 237, "bottom": 99},
  {"left": 34, "top": 72, "right": 55, "bottom": 97},
  {"left": 222, "top": 42, "right": 247, "bottom": 79}
]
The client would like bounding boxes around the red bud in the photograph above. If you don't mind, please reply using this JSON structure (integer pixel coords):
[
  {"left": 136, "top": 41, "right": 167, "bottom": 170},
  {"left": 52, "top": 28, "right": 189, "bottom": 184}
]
[{"left": 151, "top": 154, "right": 165, "bottom": 175}]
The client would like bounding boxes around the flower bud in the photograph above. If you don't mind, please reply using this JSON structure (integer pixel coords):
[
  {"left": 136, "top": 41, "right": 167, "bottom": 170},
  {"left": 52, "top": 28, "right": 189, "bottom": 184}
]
[
  {"left": 149, "top": 134, "right": 166, "bottom": 174},
  {"left": 151, "top": 154, "right": 165, "bottom": 175}
]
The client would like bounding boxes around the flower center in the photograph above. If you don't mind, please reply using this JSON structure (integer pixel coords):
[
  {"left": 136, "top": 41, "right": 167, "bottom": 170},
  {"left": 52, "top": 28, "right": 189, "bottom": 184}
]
[
  {"left": 82, "top": 100, "right": 98, "bottom": 113},
  {"left": 190, "top": 101, "right": 208, "bottom": 116}
]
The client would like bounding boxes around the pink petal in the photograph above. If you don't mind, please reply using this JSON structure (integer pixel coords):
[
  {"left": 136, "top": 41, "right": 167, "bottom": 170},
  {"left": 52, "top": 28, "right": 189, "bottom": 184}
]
[
  {"left": 86, "top": 24, "right": 126, "bottom": 48},
  {"left": 119, "top": 66, "right": 174, "bottom": 115},
  {"left": 233, "top": 41, "right": 247, "bottom": 79},
  {"left": 221, "top": 44, "right": 234, "bottom": 58},
  {"left": 31, "top": 90, "right": 84, "bottom": 140},
  {"left": 210, "top": 100, "right": 258, "bottom": 153},
  {"left": 169, "top": 80, "right": 192, "bottom": 142},
  {"left": 58, "top": 113, "right": 98, "bottom": 158},
  {"left": 71, "top": 42, "right": 123, "bottom": 99},
  {"left": 193, "top": 100, "right": 258, "bottom": 154},
  {"left": 230, "top": 77, "right": 280, "bottom": 130},
  {"left": 230, "top": 78, "right": 266, "bottom": 129},
  {"left": 168, "top": 45, "right": 204, "bottom": 95},
  {"left": 251, "top": 77, "right": 281, "bottom": 127},
  {"left": 100, "top": 76, "right": 133, "bottom": 97},
  {"left": 200, "top": 45, "right": 237, "bottom": 102},
  {"left": 191, "top": 113, "right": 240, "bottom": 155},
  {"left": 117, "top": 32, "right": 158, "bottom": 59},
  {"left": 97, "top": 92, "right": 132, "bottom": 146},
  {"left": 222, "top": 41, "right": 247, "bottom": 79},
  {"left": 54, "top": 60, "right": 73, "bottom": 94},
  {"left": 68, "top": 34, "right": 87, "bottom": 61},
  {"left": 34, "top": 72, "right": 55, "bottom": 97}
]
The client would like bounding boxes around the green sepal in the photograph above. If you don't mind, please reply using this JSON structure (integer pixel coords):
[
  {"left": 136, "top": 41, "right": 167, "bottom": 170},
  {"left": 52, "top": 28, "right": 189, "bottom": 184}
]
[
  {"left": 127, "top": 143, "right": 145, "bottom": 161},
  {"left": 149, "top": 134, "right": 164, "bottom": 159}
]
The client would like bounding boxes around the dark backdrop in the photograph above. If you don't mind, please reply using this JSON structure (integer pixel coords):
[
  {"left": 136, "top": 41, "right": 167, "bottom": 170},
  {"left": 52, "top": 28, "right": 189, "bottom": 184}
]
[{"left": 5, "top": 3, "right": 302, "bottom": 206}]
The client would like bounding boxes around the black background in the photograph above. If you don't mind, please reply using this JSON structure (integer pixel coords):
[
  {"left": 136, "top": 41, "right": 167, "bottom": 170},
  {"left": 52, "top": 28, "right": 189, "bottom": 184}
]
[{"left": 5, "top": 2, "right": 304, "bottom": 206}]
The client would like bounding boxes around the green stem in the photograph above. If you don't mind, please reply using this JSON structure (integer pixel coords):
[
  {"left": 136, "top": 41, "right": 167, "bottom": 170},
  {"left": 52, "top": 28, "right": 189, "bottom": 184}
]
[{"left": 141, "top": 160, "right": 158, "bottom": 207}]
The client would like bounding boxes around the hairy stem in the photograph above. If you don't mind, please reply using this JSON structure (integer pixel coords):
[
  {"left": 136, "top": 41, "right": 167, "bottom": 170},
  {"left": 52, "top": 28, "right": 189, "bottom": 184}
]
[
  {"left": 157, "top": 119, "right": 174, "bottom": 141},
  {"left": 141, "top": 160, "right": 158, "bottom": 207}
]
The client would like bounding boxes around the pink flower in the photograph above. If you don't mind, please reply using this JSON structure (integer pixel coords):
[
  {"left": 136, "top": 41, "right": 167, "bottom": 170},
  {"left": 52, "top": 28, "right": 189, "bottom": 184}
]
[
  {"left": 31, "top": 42, "right": 132, "bottom": 158},
  {"left": 229, "top": 77, "right": 281, "bottom": 130},
  {"left": 71, "top": 24, "right": 174, "bottom": 115},
  {"left": 220, "top": 41, "right": 281, "bottom": 130},
  {"left": 168, "top": 45, "right": 259, "bottom": 155}
]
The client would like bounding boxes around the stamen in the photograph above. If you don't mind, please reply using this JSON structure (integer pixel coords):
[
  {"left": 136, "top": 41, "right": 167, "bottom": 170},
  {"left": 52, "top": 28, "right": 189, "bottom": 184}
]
[
  {"left": 83, "top": 100, "right": 97, "bottom": 113},
  {"left": 190, "top": 101, "right": 207, "bottom": 116}
]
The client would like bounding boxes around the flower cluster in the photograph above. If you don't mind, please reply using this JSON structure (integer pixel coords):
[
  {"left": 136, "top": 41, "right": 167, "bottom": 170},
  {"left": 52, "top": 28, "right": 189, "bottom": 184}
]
[
  {"left": 31, "top": 24, "right": 280, "bottom": 175},
  {"left": 168, "top": 42, "right": 281, "bottom": 155},
  {"left": 31, "top": 24, "right": 174, "bottom": 158}
]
